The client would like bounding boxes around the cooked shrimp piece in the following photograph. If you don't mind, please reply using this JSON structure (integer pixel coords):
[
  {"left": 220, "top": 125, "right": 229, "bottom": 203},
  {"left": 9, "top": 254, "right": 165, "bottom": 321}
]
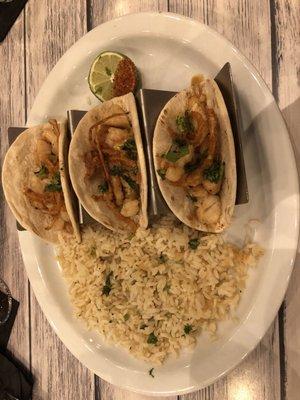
[
  {"left": 36, "top": 139, "right": 52, "bottom": 162},
  {"left": 196, "top": 194, "right": 221, "bottom": 225},
  {"left": 189, "top": 185, "right": 208, "bottom": 199},
  {"left": 111, "top": 176, "right": 124, "bottom": 206},
  {"left": 165, "top": 165, "right": 185, "bottom": 182},
  {"left": 202, "top": 178, "right": 222, "bottom": 195},
  {"left": 120, "top": 199, "right": 139, "bottom": 217},
  {"left": 29, "top": 175, "right": 45, "bottom": 194},
  {"left": 105, "top": 128, "right": 131, "bottom": 149},
  {"left": 184, "top": 168, "right": 203, "bottom": 187},
  {"left": 42, "top": 129, "right": 58, "bottom": 155}
]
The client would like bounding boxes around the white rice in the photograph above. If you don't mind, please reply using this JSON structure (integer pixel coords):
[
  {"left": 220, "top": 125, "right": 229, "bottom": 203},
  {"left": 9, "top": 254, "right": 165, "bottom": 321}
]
[{"left": 57, "top": 216, "right": 263, "bottom": 364}]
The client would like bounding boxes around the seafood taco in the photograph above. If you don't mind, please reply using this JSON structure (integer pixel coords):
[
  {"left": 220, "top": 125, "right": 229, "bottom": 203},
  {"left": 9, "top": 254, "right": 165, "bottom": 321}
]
[
  {"left": 2, "top": 120, "right": 81, "bottom": 244},
  {"left": 154, "top": 75, "right": 236, "bottom": 232},
  {"left": 69, "top": 92, "right": 148, "bottom": 232}
]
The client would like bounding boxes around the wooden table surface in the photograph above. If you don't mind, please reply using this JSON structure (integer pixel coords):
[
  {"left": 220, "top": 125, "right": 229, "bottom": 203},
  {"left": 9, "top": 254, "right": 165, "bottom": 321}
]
[{"left": 0, "top": 1, "right": 299, "bottom": 399}]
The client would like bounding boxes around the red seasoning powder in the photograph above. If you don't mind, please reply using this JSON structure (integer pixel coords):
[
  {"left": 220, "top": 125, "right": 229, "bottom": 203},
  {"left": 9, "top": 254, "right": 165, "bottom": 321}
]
[{"left": 113, "top": 57, "right": 137, "bottom": 97}]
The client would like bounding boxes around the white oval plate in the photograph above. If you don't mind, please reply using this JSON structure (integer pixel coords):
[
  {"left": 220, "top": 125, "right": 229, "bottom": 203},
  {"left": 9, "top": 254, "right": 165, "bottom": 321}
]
[{"left": 21, "top": 12, "right": 299, "bottom": 396}]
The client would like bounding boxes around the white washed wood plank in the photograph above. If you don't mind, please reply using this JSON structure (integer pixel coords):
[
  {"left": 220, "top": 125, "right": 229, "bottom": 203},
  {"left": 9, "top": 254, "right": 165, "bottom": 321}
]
[
  {"left": 24, "top": 1, "right": 94, "bottom": 399},
  {"left": 274, "top": 1, "right": 300, "bottom": 398},
  {"left": 88, "top": 1, "right": 174, "bottom": 400},
  {"left": 168, "top": 1, "right": 280, "bottom": 400},
  {"left": 0, "top": 12, "right": 30, "bottom": 369}
]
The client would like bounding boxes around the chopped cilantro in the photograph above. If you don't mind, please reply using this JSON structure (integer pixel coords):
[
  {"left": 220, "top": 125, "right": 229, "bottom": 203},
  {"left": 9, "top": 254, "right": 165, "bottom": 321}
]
[
  {"left": 149, "top": 368, "right": 155, "bottom": 378},
  {"left": 204, "top": 161, "right": 225, "bottom": 183},
  {"left": 163, "top": 284, "right": 171, "bottom": 292},
  {"left": 176, "top": 112, "right": 193, "bottom": 134},
  {"left": 102, "top": 271, "right": 113, "bottom": 296},
  {"left": 158, "top": 253, "right": 168, "bottom": 264},
  {"left": 98, "top": 181, "right": 108, "bottom": 193},
  {"left": 110, "top": 165, "right": 124, "bottom": 176},
  {"left": 188, "top": 238, "right": 199, "bottom": 250},
  {"left": 121, "top": 138, "right": 137, "bottom": 160},
  {"left": 124, "top": 313, "right": 130, "bottom": 321},
  {"left": 122, "top": 175, "right": 140, "bottom": 195},
  {"left": 165, "top": 142, "right": 189, "bottom": 163},
  {"left": 147, "top": 332, "right": 158, "bottom": 345},
  {"left": 44, "top": 171, "right": 62, "bottom": 192},
  {"left": 90, "top": 246, "right": 96, "bottom": 257},
  {"left": 157, "top": 168, "right": 166, "bottom": 180},
  {"left": 35, "top": 165, "right": 48, "bottom": 179},
  {"left": 184, "top": 324, "right": 193, "bottom": 334}
]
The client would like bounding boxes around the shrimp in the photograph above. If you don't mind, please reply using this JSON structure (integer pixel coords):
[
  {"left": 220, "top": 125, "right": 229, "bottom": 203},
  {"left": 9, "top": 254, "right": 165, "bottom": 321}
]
[
  {"left": 105, "top": 127, "right": 131, "bottom": 149},
  {"left": 120, "top": 199, "right": 139, "bottom": 217},
  {"left": 196, "top": 194, "right": 221, "bottom": 225},
  {"left": 165, "top": 165, "right": 185, "bottom": 182},
  {"left": 202, "top": 178, "right": 222, "bottom": 195},
  {"left": 189, "top": 185, "right": 208, "bottom": 199}
]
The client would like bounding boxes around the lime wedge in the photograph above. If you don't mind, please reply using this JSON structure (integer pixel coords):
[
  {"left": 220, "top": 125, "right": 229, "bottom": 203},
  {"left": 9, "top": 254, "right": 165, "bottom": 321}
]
[{"left": 88, "top": 51, "right": 125, "bottom": 101}]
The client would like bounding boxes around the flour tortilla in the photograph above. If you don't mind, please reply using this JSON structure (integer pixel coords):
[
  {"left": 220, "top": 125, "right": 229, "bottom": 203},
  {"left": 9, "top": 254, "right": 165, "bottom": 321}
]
[
  {"left": 2, "top": 121, "right": 81, "bottom": 244},
  {"left": 153, "top": 75, "right": 237, "bottom": 233},
  {"left": 69, "top": 92, "right": 148, "bottom": 232}
]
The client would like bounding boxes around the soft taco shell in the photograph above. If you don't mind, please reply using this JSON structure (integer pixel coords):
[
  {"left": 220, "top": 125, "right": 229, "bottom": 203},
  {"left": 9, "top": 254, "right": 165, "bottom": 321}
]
[
  {"left": 2, "top": 121, "right": 81, "bottom": 243},
  {"left": 69, "top": 92, "right": 148, "bottom": 232},
  {"left": 153, "top": 76, "right": 236, "bottom": 232}
]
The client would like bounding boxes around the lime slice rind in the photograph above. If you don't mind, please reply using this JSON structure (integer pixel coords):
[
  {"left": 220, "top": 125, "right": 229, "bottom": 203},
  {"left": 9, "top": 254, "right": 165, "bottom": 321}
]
[{"left": 88, "top": 51, "right": 125, "bottom": 101}]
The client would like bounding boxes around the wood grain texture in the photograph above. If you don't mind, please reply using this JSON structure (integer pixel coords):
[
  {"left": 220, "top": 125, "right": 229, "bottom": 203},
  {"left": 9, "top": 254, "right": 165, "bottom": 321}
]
[
  {"left": 0, "top": 0, "right": 298, "bottom": 399},
  {"left": 273, "top": 1, "right": 300, "bottom": 399},
  {"left": 168, "top": 1, "right": 280, "bottom": 399},
  {"left": 0, "top": 11, "right": 30, "bottom": 369},
  {"left": 24, "top": 1, "right": 94, "bottom": 399}
]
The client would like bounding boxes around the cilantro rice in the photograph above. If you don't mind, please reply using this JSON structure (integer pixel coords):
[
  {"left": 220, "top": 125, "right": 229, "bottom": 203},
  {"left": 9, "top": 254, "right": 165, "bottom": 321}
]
[{"left": 57, "top": 216, "right": 263, "bottom": 364}]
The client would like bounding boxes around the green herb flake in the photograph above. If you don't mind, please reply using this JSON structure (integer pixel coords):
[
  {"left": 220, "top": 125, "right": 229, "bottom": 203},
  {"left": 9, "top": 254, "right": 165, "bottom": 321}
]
[
  {"left": 102, "top": 271, "right": 113, "bottom": 296},
  {"left": 105, "top": 66, "right": 112, "bottom": 76},
  {"left": 44, "top": 171, "right": 62, "bottom": 192},
  {"left": 35, "top": 165, "right": 48, "bottom": 179},
  {"left": 165, "top": 140, "right": 189, "bottom": 163},
  {"left": 176, "top": 112, "right": 193, "bottom": 134},
  {"left": 90, "top": 246, "right": 96, "bottom": 257},
  {"left": 163, "top": 284, "right": 171, "bottom": 292},
  {"left": 157, "top": 168, "right": 166, "bottom": 180},
  {"left": 204, "top": 161, "right": 225, "bottom": 183},
  {"left": 121, "top": 138, "right": 137, "bottom": 161},
  {"left": 158, "top": 253, "right": 168, "bottom": 264},
  {"left": 188, "top": 238, "right": 199, "bottom": 250},
  {"left": 184, "top": 324, "right": 193, "bottom": 334},
  {"left": 149, "top": 368, "right": 155, "bottom": 378},
  {"left": 98, "top": 181, "right": 108, "bottom": 193},
  {"left": 147, "top": 332, "right": 158, "bottom": 345},
  {"left": 122, "top": 175, "right": 140, "bottom": 195},
  {"left": 186, "top": 194, "right": 197, "bottom": 202},
  {"left": 110, "top": 165, "right": 124, "bottom": 176},
  {"left": 124, "top": 313, "right": 130, "bottom": 321}
]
